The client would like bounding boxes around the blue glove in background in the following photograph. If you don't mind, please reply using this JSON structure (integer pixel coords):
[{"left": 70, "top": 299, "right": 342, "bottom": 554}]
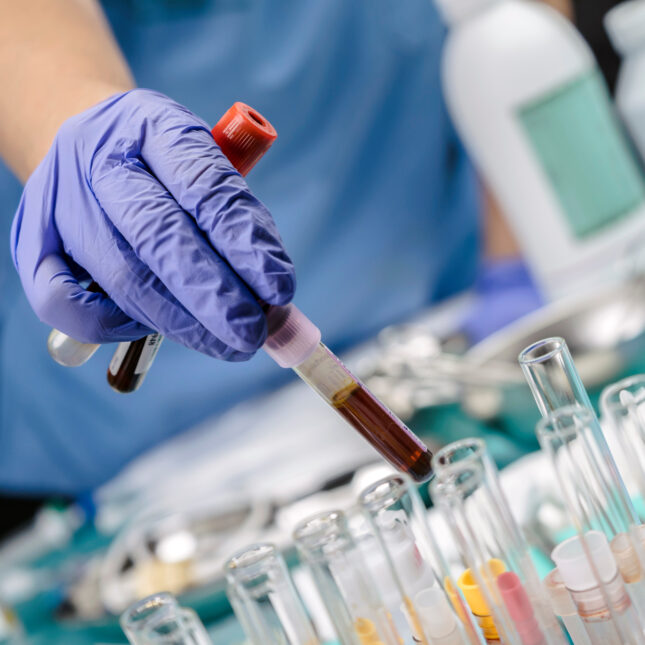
[
  {"left": 460, "top": 258, "right": 544, "bottom": 345},
  {"left": 11, "top": 89, "right": 295, "bottom": 361}
]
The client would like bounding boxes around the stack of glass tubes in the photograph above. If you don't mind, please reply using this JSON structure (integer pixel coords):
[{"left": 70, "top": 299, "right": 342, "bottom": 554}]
[
  {"left": 119, "top": 335, "right": 645, "bottom": 645},
  {"left": 429, "top": 438, "right": 567, "bottom": 645}
]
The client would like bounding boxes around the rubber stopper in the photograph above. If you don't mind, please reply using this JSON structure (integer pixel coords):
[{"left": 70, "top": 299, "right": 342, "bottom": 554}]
[{"left": 211, "top": 102, "right": 277, "bottom": 177}]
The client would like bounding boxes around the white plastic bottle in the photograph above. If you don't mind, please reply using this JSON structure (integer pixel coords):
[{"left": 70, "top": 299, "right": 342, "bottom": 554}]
[
  {"left": 605, "top": 0, "right": 645, "bottom": 162},
  {"left": 434, "top": 0, "right": 645, "bottom": 300}
]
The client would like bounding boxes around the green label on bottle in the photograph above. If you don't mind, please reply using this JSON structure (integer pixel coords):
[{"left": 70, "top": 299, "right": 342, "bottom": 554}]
[{"left": 517, "top": 69, "right": 645, "bottom": 239}]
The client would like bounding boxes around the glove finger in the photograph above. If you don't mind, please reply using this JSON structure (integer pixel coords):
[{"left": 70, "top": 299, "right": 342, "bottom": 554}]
[
  {"left": 78, "top": 224, "right": 254, "bottom": 362},
  {"left": 138, "top": 107, "right": 296, "bottom": 306},
  {"left": 27, "top": 254, "right": 152, "bottom": 344},
  {"left": 11, "top": 188, "right": 149, "bottom": 344},
  {"left": 91, "top": 160, "right": 267, "bottom": 354}
]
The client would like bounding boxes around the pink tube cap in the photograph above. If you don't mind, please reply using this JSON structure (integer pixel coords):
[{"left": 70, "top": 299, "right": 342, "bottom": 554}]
[
  {"left": 497, "top": 572, "right": 545, "bottom": 645},
  {"left": 263, "top": 304, "right": 321, "bottom": 368}
]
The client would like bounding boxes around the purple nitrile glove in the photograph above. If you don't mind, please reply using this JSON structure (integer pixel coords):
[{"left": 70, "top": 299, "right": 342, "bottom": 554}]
[
  {"left": 460, "top": 258, "right": 544, "bottom": 345},
  {"left": 11, "top": 89, "right": 295, "bottom": 361}
]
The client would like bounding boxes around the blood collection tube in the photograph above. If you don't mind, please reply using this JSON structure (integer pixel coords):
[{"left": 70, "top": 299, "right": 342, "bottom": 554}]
[
  {"left": 107, "top": 102, "right": 277, "bottom": 393},
  {"left": 263, "top": 307, "right": 433, "bottom": 481}
]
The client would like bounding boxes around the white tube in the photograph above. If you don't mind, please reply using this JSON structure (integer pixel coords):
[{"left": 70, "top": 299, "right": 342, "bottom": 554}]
[
  {"left": 544, "top": 569, "right": 592, "bottom": 645},
  {"left": 415, "top": 587, "right": 465, "bottom": 645}
]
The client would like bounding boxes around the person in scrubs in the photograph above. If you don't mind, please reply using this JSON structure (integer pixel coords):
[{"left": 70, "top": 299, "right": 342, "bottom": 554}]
[{"left": 0, "top": 0, "right": 570, "bottom": 504}]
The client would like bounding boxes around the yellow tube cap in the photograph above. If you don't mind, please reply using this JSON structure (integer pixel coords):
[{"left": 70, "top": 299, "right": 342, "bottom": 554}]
[
  {"left": 355, "top": 617, "right": 379, "bottom": 644},
  {"left": 457, "top": 559, "right": 506, "bottom": 617}
]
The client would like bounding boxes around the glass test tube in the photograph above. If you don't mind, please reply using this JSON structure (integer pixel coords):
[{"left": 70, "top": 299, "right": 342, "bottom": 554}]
[
  {"left": 358, "top": 474, "right": 483, "bottom": 645},
  {"left": 518, "top": 337, "right": 638, "bottom": 531},
  {"left": 519, "top": 339, "right": 645, "bottom": 608},
  {"left": 121, "top": 592, "right": 211, "bottom": 645},
  {"left": 293, "top": 510, "right": 402, "bottom": 645},
  {"left": 143, "top": 607, "right": 211, "bottom": 645},
  {"left": 121, "top": 592, "right": 178, "bottom": 644},
  {"left": 543, "top": 568, "right": 592, "bottom": 645},
  {"left": 224, "top": 542, "right": 319, "bottom": 645},
  {"left": 430, "top": 438, "right": 567, "bottom": 645},
  {"left": 601, "top": 375, "right": 645, "bottom": 510},
  {"left": 551, "top": 531, "right": 644, "bottom": 645},
  {"left": 120, "top": 592, "right": 179, "bottom": 644},
  {"left": 600, "top": 376, "right": 645, "bottom": 613}
]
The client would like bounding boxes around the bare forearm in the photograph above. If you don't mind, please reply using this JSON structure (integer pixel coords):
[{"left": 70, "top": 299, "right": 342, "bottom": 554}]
[
  {"left": 482, "top": 186, "right": 521, "bottom": 260},
  {"left": 0, "top": 0, "right": 134, "bottom": 182}
]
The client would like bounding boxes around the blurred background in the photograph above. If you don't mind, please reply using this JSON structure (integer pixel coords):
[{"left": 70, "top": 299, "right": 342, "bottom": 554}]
[{"left": 6, "top": 0, "right": 645, "bottom": 643}]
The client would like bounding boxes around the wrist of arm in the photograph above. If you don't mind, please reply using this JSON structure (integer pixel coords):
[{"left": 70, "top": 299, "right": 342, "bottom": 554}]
[{"left": 0, "top": 0, "right": 134, "bottom": 182}]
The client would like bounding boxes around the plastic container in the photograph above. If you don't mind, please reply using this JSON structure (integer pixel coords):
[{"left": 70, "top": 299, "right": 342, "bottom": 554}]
[
  {"left": 435, "top": 0, "right": 645, "bottom": 300},
  {"left": 606, "top": 0, "right": 645, "bottom": 163}
]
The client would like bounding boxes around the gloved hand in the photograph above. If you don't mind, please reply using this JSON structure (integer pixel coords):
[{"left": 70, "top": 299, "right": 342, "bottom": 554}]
[
  {"left": 460, "top": 258, "right": 544, "bottom": 345},
  {"left": 11, "top": 89, "right": 295, "bottom": 361}
]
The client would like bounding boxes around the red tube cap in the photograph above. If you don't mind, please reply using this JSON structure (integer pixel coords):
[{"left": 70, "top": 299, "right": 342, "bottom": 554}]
[{"left": 211, "top": 102, "right": 277, "bottom": 177}]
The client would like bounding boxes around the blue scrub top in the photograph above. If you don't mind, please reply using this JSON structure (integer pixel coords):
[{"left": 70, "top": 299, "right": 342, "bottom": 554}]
[{"left": 0, "top": 0, "right": 479, "bottom": 493}]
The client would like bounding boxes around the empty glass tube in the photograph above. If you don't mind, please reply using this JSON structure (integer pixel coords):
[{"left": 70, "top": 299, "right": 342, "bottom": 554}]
[
  {"left": 600, "top": 376, "right": 645, "bottom": 611},
  {"left": 600, "top": 375, "right": 645, "bottom": 511},
  {"left": 121, "top": 592, "right": 179, "bottom": 644},
  {"left": 520, "top": 338, "right": 645, "bottom": 616},
  {"left": 358, "top": 473, "right": 483, "bottom": 645},
  {"left": 120, "top": 592, "right": 211, "bottom": 645},
  {"left": 224, "top": 542, "right": 319, "bottom": 645},
  {"left": 430, "top": 438, "right": 567, "bottom": 645},
  {"left": 535, "top": 403, "right": 638, "bottom": 539},
  {"left": 518, "top": 337, "right": 637, "bottom": 532},
  {"left": 293, "top": 510, "right": 402, "bottom": 645},
  {"left": 143, "top": 608, "right": 211, "bottom": 645},
  {"left": 552, "top": 531, "right": 644, "bottom": 645}
]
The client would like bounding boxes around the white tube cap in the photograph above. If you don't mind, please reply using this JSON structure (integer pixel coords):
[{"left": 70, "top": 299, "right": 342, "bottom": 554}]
[
  {"left": 605, "top": 0, "right": 645, "bottom": 55},
  {"left": 433, "top": 0, "right": 499, "bottom": 24},
  {"left": 551, "top": 531, "right": 618, "bottom": 592},
  {"left": 415, "top": 587, "right": 457, "bottom": 639},
  {"left": 263, "top": 304, "right": 321, "bottom": 368}
]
